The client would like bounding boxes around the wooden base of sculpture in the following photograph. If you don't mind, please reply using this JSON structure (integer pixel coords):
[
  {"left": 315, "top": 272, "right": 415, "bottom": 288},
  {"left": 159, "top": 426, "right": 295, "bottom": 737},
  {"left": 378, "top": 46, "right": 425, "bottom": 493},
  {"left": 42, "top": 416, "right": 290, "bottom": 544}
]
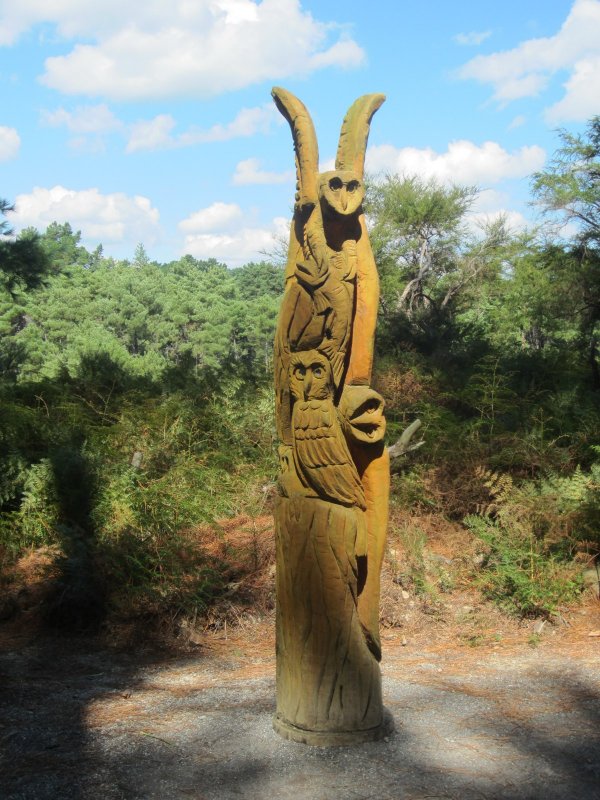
[
  {"left": 274, "top": 495, "right": 393, "bottom": 745},
  {"left": 273, "top": 708, "right": 394, "bottom": 746}
]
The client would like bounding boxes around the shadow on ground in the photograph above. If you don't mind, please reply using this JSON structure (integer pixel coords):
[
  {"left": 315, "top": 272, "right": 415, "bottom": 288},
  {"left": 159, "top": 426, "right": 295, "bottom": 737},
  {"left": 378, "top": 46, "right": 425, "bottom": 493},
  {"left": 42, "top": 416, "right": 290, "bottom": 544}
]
[{"left": 1, "top": 632, "right": 599, "bottom": 800}]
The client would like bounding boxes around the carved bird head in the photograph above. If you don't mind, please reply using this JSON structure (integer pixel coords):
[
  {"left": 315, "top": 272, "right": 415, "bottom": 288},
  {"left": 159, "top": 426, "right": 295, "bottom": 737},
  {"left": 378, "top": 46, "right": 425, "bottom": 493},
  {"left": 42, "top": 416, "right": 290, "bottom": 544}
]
[
  {"left": 339, "top": 385, "right": 386, "bottom": 444},
  {"left": 318, "top": 170, "right": 364, "bottom": 218},
  {"left": 289, "top": 350, "right": 333, "bottom": 401}
]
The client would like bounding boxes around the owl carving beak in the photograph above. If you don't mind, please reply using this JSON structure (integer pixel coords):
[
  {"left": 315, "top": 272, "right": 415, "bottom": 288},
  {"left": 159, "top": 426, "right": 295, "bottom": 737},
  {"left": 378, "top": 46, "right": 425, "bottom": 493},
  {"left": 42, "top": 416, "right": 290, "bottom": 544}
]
[
  {"left": 339, "top": 385, "right": 386, "bottom": 444},
  {"left": 340, "top": 186, "right": 348, "bottom": 211},
  {"left": 303, "top": 375, "right": 313, "bottom": 399}
]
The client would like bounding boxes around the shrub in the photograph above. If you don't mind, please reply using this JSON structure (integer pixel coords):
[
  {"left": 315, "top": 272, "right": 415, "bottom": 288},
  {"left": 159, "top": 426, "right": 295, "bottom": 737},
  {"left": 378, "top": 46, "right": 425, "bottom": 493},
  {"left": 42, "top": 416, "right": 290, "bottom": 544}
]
[{"left": 465, "top": 460, "right": 599, "bottom": 617}]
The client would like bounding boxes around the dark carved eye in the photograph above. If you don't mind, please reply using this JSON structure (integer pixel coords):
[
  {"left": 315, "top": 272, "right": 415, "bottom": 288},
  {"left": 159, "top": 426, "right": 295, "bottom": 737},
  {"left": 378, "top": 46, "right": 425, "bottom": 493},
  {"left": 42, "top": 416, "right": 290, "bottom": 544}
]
[
  {"left": 347, "top": 180, "right": 360, "bottom": 193},
  {"left": 294, "top": 366, "right": 306, "bottom": 378},
  {"left": 312, "top": 366, "right": 323, "bottom": 378},
  {"left": 329, "top": 177, "right": 343, "bottom": 191}
]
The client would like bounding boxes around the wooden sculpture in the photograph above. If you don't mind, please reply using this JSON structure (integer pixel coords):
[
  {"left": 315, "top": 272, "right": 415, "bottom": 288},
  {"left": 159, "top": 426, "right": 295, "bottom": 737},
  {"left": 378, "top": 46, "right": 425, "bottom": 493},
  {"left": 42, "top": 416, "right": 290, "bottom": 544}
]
[{"left": 272, "top": 87, "right": 393, "bottom": 745}]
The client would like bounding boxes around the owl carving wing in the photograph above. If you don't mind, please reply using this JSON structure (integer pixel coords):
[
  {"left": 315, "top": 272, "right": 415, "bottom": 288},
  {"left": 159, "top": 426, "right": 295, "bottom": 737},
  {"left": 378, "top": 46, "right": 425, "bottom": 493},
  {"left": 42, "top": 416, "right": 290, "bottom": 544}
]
[{"left": 292, "top": 399, "right": 366, "bottom": 510}]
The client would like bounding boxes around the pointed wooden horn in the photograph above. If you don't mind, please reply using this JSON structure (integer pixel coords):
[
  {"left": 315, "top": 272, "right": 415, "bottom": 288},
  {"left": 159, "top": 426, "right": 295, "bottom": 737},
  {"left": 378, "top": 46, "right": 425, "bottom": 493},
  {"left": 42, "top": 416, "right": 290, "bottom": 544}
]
[
  {"left": 272, "top": 87, "right": 319, "bottom": 210},
  {"left": 335, "top": 94, "right": 386, "bottom": 178}
]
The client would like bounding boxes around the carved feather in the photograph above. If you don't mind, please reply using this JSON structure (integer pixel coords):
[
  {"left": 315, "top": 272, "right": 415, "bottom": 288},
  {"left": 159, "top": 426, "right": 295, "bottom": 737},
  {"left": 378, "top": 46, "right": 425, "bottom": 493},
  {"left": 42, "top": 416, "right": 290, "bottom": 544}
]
[
  {"left": 335, "top": 94, "right": 386, "bottom": 178},
  {"left": 272, "top": 87, "right": 319, "bottom": 210},
  {"left": 292, "top": 399, "right": 366, "bottom": 510}
]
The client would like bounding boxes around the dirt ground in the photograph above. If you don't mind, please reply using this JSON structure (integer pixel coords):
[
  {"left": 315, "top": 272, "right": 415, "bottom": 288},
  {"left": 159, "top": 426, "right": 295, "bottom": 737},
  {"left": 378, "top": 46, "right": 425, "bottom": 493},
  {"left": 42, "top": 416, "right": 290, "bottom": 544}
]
[{"left": 2, "top": 606, "right": 600, "bottom": 800}]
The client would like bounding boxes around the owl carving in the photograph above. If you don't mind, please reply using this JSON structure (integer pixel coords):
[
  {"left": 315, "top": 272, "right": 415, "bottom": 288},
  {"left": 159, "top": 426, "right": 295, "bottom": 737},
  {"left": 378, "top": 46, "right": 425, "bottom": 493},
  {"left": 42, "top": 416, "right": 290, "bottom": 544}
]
[
  {"left": 272, "top": 88, "right": 385, "bottom": 444},
  {"left": 289, "top": 350, "right": 366, "bottom": 512}
]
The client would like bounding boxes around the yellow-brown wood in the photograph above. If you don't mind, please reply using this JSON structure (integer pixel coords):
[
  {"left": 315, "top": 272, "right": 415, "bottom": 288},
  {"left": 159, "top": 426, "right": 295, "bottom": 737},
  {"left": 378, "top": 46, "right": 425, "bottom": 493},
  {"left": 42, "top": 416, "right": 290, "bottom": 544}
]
[
  {"left": 345, "top": 216, "right": 380, "bottom": 386},
  {"left": 272, "top": 87, "right": 391, "bottom": 745},
  {"left": 274, "top": 496, "right": 382, "bottom": 734}
]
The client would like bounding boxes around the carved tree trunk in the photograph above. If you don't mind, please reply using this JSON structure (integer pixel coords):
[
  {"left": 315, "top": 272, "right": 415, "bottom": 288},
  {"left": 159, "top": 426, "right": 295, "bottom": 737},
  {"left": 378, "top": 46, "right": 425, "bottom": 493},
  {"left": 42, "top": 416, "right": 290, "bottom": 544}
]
[
  {"left": 274, "top": 497, "right": 382, "bottom": 740},
  {"left": 271, "top": 87, "right": 392, "bottom": 745}
]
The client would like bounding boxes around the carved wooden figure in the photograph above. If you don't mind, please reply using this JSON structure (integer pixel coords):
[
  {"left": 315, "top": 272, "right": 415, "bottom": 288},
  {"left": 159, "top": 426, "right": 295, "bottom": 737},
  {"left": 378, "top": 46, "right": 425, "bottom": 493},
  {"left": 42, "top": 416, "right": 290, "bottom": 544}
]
[{"left": 272, "top": 87, "right": 393, "bottom": 745}]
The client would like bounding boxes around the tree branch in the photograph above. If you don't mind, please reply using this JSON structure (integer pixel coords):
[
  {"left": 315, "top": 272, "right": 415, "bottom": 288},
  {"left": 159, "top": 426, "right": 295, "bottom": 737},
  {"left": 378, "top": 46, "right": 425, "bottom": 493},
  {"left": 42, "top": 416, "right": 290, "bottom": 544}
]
[{"left": 387, "top": 418, "right": 424, "bottom": 459}]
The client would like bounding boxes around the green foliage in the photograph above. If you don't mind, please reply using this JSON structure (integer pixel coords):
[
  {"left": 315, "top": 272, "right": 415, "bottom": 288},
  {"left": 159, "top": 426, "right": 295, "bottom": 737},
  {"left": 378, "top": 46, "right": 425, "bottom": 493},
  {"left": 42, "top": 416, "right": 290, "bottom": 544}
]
[
  {"left": 465, "top": 461, "right": 599, "bottom": 617},
  {"left": 0, "top": 382, "right": 276, "bottom": 620},
  {"left": 37, "top": 222, "right": 91, "bottom": 271},
  {"left": 1, "top": 251, "right": 282, "bottom": 385},
  {"left": 466, "top": 511, "right": 583, "bottom": 618},
  {"left": 2, "top": 121, "right": 599, "bottom": 629},
  {"left": 132, "top": 242, "right": 150, "bottom": 269},
  {"left": 0, "top": 460, "right": 60, "bottom": 554},
  {"left": 0, "top": 224, "right": 282, "bottom": 623},
  {"left": 462, "top": 356, "right": 518, "bottom": 440},
  {"left": 372, "top": 131, "right": 600, "bottom": 620},
  {"left": 392, "top": 522, "right": 428, "bottom": 595},
  {"left": 99, "top": 528, "right": 224, "bottom": 618},
  {"left": 532, "top": 115, "right": 600, "bottom": 248},
  {"left": 531, "top": 117, "right": 600, "bottom": 388},
  {"left": 366, "top": 175, "right": 509, "bottom": 336},
  {"left": 0, "top": 200, "right": 51, "bottom": 296}
]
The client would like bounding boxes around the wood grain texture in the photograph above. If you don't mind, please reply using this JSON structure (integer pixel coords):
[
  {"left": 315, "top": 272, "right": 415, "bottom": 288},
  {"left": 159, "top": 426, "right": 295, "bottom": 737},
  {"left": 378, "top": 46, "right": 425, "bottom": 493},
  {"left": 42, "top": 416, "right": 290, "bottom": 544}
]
[
  {"left": 274, "top": 496, "right": 383, "bottom": 733},
  {"left": 344, "top": 216, "right": 380, "bottom": 386},
  {"left": 272, "top": 87, "right": 391, "bottom": 745}
]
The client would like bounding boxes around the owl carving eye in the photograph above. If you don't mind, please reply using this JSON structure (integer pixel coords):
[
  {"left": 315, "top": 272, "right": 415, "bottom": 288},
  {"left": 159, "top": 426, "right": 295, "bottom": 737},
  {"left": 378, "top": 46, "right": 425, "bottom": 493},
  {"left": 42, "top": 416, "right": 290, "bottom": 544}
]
[
  {"left": 347, "top": 180, "right": 360, "bottom": 193},
  {"left": 289, "top": 350, "right": 333, "bottom": 401},
  {"left": 329, "top": 177, "right": 343, "bottom": 191}
]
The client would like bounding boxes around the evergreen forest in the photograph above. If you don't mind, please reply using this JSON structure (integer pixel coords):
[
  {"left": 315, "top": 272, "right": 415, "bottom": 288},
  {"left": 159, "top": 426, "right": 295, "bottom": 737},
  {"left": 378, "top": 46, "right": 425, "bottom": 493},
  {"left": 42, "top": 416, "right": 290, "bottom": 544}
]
[{"left": 1, "top": 119, "right": 599, "bottom": 636}]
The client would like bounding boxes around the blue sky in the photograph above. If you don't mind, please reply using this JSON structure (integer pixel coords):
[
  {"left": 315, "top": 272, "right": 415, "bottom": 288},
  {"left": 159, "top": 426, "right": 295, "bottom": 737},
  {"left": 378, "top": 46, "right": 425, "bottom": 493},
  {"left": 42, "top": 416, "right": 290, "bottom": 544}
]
[{"left": 1, "top": 0, "right": 598, "bottom": 265}]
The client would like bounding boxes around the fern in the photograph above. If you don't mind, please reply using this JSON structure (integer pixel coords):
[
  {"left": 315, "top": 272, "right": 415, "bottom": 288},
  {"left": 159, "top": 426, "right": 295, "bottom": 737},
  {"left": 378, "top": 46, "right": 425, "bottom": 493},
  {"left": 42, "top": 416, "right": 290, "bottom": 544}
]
[
  {"left": 474, "top": 466, "right": 513, "bottom": 516},
  {"left": 466, "top": 457, "right": 600, "bottom": 617},
  {"left": 465, "top": 513, "right": 583, "bottom": 617}
]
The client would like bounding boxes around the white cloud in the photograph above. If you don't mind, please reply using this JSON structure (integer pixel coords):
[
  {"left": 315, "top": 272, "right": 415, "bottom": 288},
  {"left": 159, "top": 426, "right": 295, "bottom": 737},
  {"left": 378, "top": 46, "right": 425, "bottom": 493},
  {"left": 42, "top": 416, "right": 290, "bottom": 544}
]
[
  {"left": 66, "top": 136, "right": 109, "bottom": 155},
  {"left": 0, "top": 125, "right": 20, "bottom": 160},
  {"left": 454, "top": 30, "right": 491, "bottom": 46},
  {"left": 545, "top": 54, "right": 600, "bottom": 122},
  {"left": 319, "top": 157, "right": 336, "bottom": 172},
  {"left": 308, "top": 38, "right": 365, "bottom": 70},
  {"left": 178, "top": 201, "right": 289, "bottom": 264},
  {"left": 10, "top": 185, "right": 160, "bottom": 245},
  {"left": 41, "top": 104, "right": 123, "bottom": 134},
  {"left": 468, "top": 188, "right": 528, "bottom": 232},
  {"left": 232, "top": 157, "right": 294, "bottom": 185},
  {"left": 179, "top": 202, "right": 244, "bottom": 234},
  {"left": 508, "top": 115, "right": 526, "bottom": 130},
  {"left": 469, "top": 208, "right": 529, "bottom": 233},
  {"left": 458, "top": 0, "right": 600, "bottom": 119},
  {"left": 181, "top": 216, "right": 289, "bottom": 266},
  {"left": 1, "top": 1, "right": 365, "bottom": 100},
  {"left": 126, "top": 104, "right": 277, "bottom": 153},
  {"left": 366, "top": 140, "right": 546, "bottom": 186},
  {"left": 0, "top": 0, "right": 139, "bottom": 45},
  {"left": 35, "top": 100, "right": 277, "bottom": 154},
  {"left": 127, "top": 115, "right": 176, "bottom": 154}
]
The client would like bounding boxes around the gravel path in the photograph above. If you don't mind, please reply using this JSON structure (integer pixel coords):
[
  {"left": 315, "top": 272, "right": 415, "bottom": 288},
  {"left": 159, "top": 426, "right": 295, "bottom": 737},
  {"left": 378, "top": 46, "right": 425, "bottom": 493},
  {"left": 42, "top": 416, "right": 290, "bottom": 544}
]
[{"left": 1, "top": 628, "right": 599, "bottom": 800}]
